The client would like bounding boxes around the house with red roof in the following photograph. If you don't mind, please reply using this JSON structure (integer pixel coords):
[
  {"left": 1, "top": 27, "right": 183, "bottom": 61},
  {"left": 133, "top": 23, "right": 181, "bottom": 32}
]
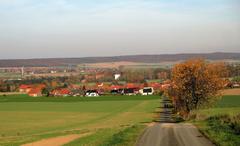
[
  {"left": 110, "top": 85, "right": 124, "bottom": 94},
  {"left": 19, "top": 84, "right": 32, "bottom": 93},
  {"left": 148, "top": 82, "right": 161, "bottom": 90},
  {"left": 123, "top": 83, "right": 141, "bottom": 95},
  {"left": 110, "top": 85, "right": 123, "bottom": 90},
  {"left": 28, "top": 88, "right": 42, "bottom": 97},
  {"left": 50, "top": 88, "right": 71, "bottom": 96},
  {"left": 22, "top": 84, "right": 46, "bottom": 97},
  {"left": 19, "top": 84, "right": 46, "bottom": 96}
]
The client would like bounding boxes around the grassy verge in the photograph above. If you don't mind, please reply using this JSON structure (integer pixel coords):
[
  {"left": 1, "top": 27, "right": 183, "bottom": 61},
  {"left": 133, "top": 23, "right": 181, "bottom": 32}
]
[
  {"left": 100, "top": 125, "right": 145, "bottom": 146},
  {"left": 64, "top": 125, "right": 145, "bottom": 146},
  {"left": 195, "top": 114, "right": 240, "bottom": 146},
  {"left": 192, "top": 95, "right": 240, "bottom": 146}
]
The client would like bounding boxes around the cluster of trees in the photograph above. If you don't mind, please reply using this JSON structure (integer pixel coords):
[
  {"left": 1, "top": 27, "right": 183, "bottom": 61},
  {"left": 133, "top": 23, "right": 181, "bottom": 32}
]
[
  {"left": 167, "top": 59, "right": 227, "bottom": 119},
  {"left": 0, "top": 80, "right": 18, "bottom": 92},
  {"left": 232, "top": 76, "right": 240, "bottom": 82},
  {"left": 226, "top": 64, "right": 240, "bottom": 77},
  {"left": 0, "top": 77, "right": 68, "bottom": 92},
  {"left": 79, "top": 68, "right": 171, "bottom": 83},
  {"left": 119, "top": 68, "right": 170, "bottom": 83}
]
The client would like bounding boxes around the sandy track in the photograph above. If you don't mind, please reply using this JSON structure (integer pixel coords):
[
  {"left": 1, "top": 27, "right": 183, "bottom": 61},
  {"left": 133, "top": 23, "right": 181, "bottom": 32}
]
[{"left": 22, "top": 133, "right": 92, "bottom": 146}]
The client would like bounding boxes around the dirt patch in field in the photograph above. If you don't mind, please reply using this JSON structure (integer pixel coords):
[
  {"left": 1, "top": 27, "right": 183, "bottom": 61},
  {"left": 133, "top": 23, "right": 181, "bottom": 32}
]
[
  {"left": 222, "top": 88, "right": 240, "bottom": 95},
  {"left": 147, "top": 122, "right": 156, "bottom": 127},
  {"left": 0, "top": 92, "right": 22, "bottom": 95},
  {"left": 21, "top": 132, "right": 92, "bottom": 146}
]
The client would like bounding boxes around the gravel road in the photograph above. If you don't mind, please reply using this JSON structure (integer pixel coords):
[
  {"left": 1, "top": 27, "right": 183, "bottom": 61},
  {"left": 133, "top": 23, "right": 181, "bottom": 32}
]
[{"left": 136, "top": 97, "right": 214, "bottom": 146}]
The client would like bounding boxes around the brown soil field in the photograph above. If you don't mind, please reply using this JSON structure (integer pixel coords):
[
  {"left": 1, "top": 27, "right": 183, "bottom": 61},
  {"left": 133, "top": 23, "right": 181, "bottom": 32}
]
[
  {"left": 30, "top": 72, "right": 79, "bottom": 77},
  {"left": 222, "top": 88, "right": 240, "bottom": 95}
]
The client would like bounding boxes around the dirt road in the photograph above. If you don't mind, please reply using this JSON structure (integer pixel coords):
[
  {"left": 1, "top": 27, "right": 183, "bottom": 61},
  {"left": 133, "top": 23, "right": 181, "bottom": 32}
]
[
  {"left": 136, "top": 123, "right": 214, "bottom": 146},
  {"left": 136, "top": 97, "right": 214, "bottom": 146}
]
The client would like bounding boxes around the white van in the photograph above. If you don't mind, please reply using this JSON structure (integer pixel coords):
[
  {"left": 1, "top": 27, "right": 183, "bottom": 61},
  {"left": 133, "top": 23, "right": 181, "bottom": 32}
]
[
  {"left": 140, "top": 87, "right": 154, "bottom": 95},
  {"left": 85, "top": 90, "right": 99, "bottom": 97}
]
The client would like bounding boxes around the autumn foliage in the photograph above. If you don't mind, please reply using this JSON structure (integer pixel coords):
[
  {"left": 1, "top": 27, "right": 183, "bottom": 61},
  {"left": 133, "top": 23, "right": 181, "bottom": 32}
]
[{"left": 169, "top": 59, "right": 227, "bottom": 118}]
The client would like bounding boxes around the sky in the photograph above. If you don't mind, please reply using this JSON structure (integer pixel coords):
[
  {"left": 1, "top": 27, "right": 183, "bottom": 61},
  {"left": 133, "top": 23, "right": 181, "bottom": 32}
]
[{"left": 0, "top": 0, "right": 239, "bottom": 59}]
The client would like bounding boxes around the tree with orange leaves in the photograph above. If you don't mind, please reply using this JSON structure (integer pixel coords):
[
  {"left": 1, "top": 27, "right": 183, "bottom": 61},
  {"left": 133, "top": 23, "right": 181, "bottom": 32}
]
[{"left": 170, "top": 59, "right": 227, "bottom": 118}]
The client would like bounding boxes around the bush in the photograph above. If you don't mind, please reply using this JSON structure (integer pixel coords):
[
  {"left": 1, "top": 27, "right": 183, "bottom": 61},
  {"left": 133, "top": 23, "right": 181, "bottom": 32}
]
[{"left": 230, "top": 114, "right": 240, "bottom": 134}]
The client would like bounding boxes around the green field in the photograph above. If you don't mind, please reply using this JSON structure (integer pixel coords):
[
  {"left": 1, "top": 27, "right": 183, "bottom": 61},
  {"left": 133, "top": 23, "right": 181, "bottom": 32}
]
[
  {"left": 194, "top": 95, "right": 240, "bottom": 146},
  {"left": 0, "top": 72, "right": 21, "bottom": 79},
  {"left": 195, "top": 95, "right": 240, "bottom": 118},
  {"left": 0, "top": 95, "right": 160, "bottom": 146}
]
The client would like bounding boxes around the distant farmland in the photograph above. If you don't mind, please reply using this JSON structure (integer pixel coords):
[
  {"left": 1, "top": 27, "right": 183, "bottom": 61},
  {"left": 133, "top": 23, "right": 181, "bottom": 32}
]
[
  {"left": 0, "top": 72, "right": 21, "bottom": 79},
  {"left": 82, "top": 61, "right": 176, "bottom": 69},
  {"left": 0, "top": 52, "right": 239, "bottom": 67}
]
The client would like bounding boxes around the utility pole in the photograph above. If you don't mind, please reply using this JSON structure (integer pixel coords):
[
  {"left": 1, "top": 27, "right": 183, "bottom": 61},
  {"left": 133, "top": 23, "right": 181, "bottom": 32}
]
[{"left": 21, "top": 67, "right": 24, "bottom": 79}]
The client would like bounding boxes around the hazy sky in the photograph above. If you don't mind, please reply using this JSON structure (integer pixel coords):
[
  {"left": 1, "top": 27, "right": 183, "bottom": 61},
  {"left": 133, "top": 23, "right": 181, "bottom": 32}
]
[{"left": 0, "top": 0, "right": 240, "bottom": 59}]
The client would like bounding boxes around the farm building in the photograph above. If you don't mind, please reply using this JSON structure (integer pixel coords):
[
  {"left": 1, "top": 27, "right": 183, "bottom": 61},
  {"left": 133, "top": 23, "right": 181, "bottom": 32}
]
[
  {"left": 19, "top": 84, "right": 46, "bottom": 97},
  {"left": 50, "top": 88, "right": 71, "bottom": 96},
  {"left": 19, "top": 84, "right": 32, "bottom": 93},
  {"left": 110, "top": 85, "right": 124, "bottom": 94},
  {"left": 28, "top": 88, "right": 42, "bottom": 97}
]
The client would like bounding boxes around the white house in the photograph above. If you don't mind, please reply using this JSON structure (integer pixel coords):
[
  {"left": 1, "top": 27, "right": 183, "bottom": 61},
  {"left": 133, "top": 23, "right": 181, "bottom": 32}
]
[{"left": 114, "top": 74, "right": 121, "bottom": 80}]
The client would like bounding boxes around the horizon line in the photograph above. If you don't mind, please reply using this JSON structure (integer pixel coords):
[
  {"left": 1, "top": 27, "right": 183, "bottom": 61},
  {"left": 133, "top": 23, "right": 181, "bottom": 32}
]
[{"left": 0, "top": 51, "right": 239, "bottom": 60}]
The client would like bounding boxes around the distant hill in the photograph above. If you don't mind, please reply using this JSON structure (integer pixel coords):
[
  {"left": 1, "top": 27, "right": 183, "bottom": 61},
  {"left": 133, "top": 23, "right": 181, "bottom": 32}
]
[{"left": 0, "top": 52, "right": 239, "bottom": 67}]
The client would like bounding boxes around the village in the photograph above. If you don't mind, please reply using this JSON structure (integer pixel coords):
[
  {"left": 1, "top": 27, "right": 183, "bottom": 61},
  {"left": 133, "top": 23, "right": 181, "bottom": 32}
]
[
  {"left": 1, "top": 63, "right": 240, "bottom": 98},
  {"left": 18, "top": 81, "right": 171, "bottom": 97},
  {"left": 0, "top": 65, "right": 173, "bottom": 97},
  {"left": 18, "top": 79, "right": 240, "bottom": 98}
]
